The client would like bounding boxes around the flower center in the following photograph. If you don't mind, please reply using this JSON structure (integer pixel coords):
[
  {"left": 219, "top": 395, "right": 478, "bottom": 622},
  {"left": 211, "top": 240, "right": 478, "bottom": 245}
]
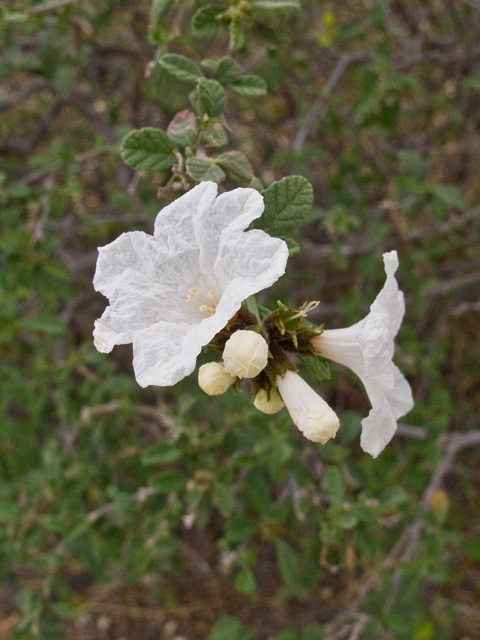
[{"left": 184, "top": 287, "right": 220, "bottom": 316}]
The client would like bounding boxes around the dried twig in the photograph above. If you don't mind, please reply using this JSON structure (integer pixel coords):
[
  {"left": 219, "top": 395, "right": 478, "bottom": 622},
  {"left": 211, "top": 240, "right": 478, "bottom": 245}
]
[
  {"left": 293, "top": 53, "right": 367, "bottom": 152},
  {"left": 28, "top": 0, "right": 77, "bottom": 14}
]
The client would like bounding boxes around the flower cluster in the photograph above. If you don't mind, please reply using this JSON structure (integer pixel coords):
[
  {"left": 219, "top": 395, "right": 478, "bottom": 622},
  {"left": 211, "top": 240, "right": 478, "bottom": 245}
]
[{"left": 94, "top": 183, "right": 413, "bottom": 457}]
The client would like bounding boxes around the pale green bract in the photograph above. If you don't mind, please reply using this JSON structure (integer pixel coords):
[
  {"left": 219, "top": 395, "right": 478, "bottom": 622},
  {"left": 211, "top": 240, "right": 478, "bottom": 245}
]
[{"left": 93, "top": 182, "right": 288, "bottom": 387}]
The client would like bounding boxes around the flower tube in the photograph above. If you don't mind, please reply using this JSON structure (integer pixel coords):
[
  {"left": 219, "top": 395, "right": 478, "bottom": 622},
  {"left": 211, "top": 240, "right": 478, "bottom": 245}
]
[
  {"left": 276, "top": 370, "right": 340, "bottom": 444},
  {"left": 311, "top": 251, "right": 413, "bottom": 457},
  {"left": 93, "top": 182, "right": 288, "bottom": 387}
]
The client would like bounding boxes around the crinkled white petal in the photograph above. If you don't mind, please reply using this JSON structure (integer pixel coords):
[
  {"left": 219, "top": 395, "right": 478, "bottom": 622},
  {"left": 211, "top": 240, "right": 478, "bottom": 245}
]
[
  {"left": 93, "top": 182, "right": 288, "bottom": 387},
  {"left": 312, "top": 251, "right": 414, "bottom": 456}
]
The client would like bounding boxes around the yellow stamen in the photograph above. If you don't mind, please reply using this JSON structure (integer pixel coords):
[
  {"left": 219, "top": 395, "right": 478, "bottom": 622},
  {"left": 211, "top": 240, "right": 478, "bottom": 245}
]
[
  {"left": 199, "top": 304, "right": 216, "bottom": 316},
  {"left": 184, "top": 295, "right": 191, "bottom": 302}
]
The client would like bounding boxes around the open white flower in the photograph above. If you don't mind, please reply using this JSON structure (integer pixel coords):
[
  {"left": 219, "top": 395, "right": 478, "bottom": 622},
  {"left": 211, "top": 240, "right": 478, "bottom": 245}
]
[
  {"left": 276, "top": 370, "right": 340, "bottom": 444},
  {"left": 93, "top": 182, "right": 288, "bottom": 387},
  {"left": 311, "top": 250, "right": 414, "bottom": 457}
]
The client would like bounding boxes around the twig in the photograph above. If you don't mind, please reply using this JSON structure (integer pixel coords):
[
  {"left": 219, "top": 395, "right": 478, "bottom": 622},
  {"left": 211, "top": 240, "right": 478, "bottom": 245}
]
[
  {"left": 293, "top": 53, "right": 366, "bottom": 152},
  {"left": 28, "top": 0, "right": 77, "bottom": 14},
  {"left": 395, "top": 423, "right": 427, "bottom": 440}
]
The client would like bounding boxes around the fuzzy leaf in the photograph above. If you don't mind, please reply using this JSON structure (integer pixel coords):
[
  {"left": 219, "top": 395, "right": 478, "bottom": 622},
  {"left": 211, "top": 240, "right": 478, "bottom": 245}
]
[
  {"left": 201, "top": 124, "right": 228, "bottom": 148},
  {"left": 297, "top": 354, "right": 331, "bottom": 382},
  {"left": 197, "top": 78, "right": 227, "bottom": 117},
  {"left": 260, "top": 175, "right": 313, "bottom": 236},
  {"left": 186, "top": 156, "right": 226, "bottom": 182},
  {"left": 275, "top": 539, "right": 301, "bottom": 587},
  {"left": 231, "top": 74, "right": 267, "bottom": 96},
  {"left": 121, "top": 127, "right": 176, "bottom": 171},
  {"left": 192, "top": 6, "right": 224, "bottom": 37},
  {"left": 229, "top": 21, "right": 245, "bottom": 51},
  {"left": 214, "top": 57, "right": 241, "bottom": 84},
  {"left": 159, "top": 53, "right": 203, "bottom": 83},
  {"left": 428, "top": 183, "right": 466, "bottom": 210},
  {"left": 216, "top": 150, "right": 254, "bottom": 181},
  {"left": 150, "top": 0, "right": 173, "bottom": 21},
  {"left": 166, "top": 110, "right": 198, "bottom": 148}
]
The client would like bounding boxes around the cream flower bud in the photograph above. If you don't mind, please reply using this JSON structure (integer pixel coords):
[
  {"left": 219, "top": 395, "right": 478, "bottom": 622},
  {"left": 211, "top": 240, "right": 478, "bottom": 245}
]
[
  {"left": 222, "top": 330, "right": 269, "bottom": 379},
  {"left": 276, "top": 370, "right": 340, "bottom": 444},
  {"left": 198, "top": 362, "right": 236, "bottom": 396},
  {"left": 253, "top": 389, "right": 285, "bottom": 415}
]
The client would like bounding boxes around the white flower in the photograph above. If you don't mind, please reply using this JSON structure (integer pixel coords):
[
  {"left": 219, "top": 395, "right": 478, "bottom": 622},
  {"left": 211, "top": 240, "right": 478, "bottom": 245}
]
[
  {"left": 93, "top": 182, "right": 288, "bottom": 387},
  {"left": 223, "top": 330, "right": 269, "bottom": 379},
  {"left": 253, "top": 388, "right": 284, "bottom": 415},
  {"left": 198, "top": 362, "right": 236, "bottom": 396},
  {"left": 311, "top": 250, "right": 414, "bottom": 457},
  {"left": 276, "top": 370, "right": 340, "bottom": 444}
]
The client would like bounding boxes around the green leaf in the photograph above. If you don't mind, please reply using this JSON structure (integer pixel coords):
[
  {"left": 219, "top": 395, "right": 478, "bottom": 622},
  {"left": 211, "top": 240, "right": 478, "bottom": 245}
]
[
  {"left": 231, "top": 74, "right": 267, "bottom": 96},
  {"left": 201, "top": 124, "right": 228, "bottom": 148},
  {"left": 224, "top": 515, "right": 257, "bottom": 543},
  {"left": 252, "top": 0, "right": 300, "bottom": 8},
  {"left": 197, "top": 78, "right": 227, "bottom": 117},
  {"left": 428, "top": 183, "right": 466, "bottom": 210},
  {"left": 213, "top": 482, "right": 235, "bottom": 516},
  {"left": 216, "top": 150, "right": 254, "bottom": 181},
  {"left": 150, "top": 0, "right": 173, "bottom": 22},
  {"left": 297, "top": 354, "right": 331, "bottom": 382},
  {"left": 22, "top": 313, "right": 65, "bottom": 336},
  {"left": 229, "top": 20, "right": 245, "bottom": 51},
  {"left": 192, "top": 6, "right": 224, "bottom": 37},
  {"left": 159, "top": 53, "right": 203, "bottom": 83},
  {"left": 281, "top": 237, "right": 300, "bottom": 255},
  {"left": 166, "top": 110, "right": 198, "bottom": 148},
  {"left": 397, "top": 149, "right": 427, "bottom": 180},
  {"left": 141, "top": 442, "right": 182, "bottom": 466},
  {"left": 121, "top": 127, "right": 176, "bottom": 171},
  {"left": 275, "top": 539, "right": 301, "bottom": 586},
  {"left": 260, "top": 175, "right": 313, "bottom": 236},
  {"left": 207, "top": 616, "right": 253, "bottom": 640},
  {"left": 186, "top": 156, "right": 226, "bottom": 182},
  {"left": 235, "top": 567, "right": 256, "bottom": 594},
  {"left": 465, "top": 72, "right": 480, "bottom": 89},
  {"left": 303, "top": 623, "right": 325, "bottom": 640},
  {"left": 149, "top": 469, "right": 186, "bottom": 494},
  {"left": 214, "top": 57, "right": 241, "bottom": 84}
]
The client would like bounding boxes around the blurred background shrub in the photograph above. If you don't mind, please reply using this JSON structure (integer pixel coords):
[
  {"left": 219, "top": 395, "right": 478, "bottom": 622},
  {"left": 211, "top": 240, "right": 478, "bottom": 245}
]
[{"left": 1, "top": 1, "right": 479, "bottom": 638}]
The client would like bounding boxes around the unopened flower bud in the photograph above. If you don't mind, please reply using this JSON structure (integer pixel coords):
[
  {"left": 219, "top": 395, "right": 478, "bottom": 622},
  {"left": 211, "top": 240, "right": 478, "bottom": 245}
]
[
  {"left": 253, "top": 389, "right": 285, "bottom": 415},
  {"left": 223, "top": 330, "right": 269, "bottom": 379},
  {"left": 198, "top": 362, "right": 236, "bottom": 396},
  {"left": 276, "top": 370, "right": 340, "bottom": 444}
]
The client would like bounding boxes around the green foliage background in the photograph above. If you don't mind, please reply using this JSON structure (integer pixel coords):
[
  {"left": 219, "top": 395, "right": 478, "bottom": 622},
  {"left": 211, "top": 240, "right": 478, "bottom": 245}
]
[{"left": 1, "top": 1, "right": 480, "bottom": 638}]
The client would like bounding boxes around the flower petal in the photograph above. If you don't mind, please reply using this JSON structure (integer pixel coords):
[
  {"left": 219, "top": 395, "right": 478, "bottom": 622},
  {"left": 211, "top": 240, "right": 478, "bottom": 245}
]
[
  {"left": 312, "top": 250, "right": 413, "bottom": 456},
  {"left": 93, "top": 182, "right": 288, "bottom": 386}
]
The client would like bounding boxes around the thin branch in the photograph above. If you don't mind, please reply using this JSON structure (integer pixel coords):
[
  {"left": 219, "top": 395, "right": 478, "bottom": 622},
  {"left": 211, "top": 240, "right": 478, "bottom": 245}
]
[
  {"left": 28, "top": 0, "right": 77, "bottom": 14},
  {"left": 293, "top": 53, "right": 367, "bottom": 152}
]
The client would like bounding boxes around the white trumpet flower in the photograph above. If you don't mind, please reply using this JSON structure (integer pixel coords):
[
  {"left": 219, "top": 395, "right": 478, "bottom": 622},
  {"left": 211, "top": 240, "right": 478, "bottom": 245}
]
[
  {"left": 311, "top": 250, "right": 413, "bottom": 457},
  {"left": 93, "top": 182, "right": 288, "bottom": 387},
  {"left": 276, "top": 370, "right": 340, "bottom": 444}
]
